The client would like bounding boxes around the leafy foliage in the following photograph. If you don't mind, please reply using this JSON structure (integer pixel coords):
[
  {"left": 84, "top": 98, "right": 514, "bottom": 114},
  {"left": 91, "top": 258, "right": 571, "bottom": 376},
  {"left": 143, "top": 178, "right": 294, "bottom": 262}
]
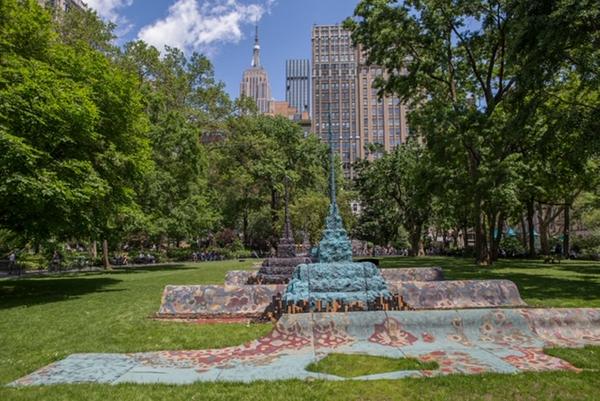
[
  {"left": 346, "top": 0, "right": 600, "bottom": 264},
  {"left": 0, "top": 0, "right": 150, "bottom": 244}
]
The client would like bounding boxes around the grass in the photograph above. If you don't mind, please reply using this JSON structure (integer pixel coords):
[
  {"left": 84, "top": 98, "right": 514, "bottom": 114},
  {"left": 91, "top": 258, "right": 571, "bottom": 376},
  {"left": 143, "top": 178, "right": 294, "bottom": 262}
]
[
  {"left": 380, "top": 256, "right": 600, "bottom": 307},
  {"left": 545, "top": 346, "right": 600, "bottom": 370},
  {"left": 306, "top": 353, "right": 439, "bottom": 377},
  {"left": 0, "top": 256, "right": 599, "bottom": 401}
]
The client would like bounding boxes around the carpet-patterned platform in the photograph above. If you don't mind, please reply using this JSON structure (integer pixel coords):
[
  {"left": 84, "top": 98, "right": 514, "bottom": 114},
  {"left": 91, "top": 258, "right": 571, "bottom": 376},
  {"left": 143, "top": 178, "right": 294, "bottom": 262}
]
[
  {"left": 12, "top": 308, "right": 600, "bottom": 386},
  {"left": 157, "top": 268, "right": 525, "bottom": 318}
]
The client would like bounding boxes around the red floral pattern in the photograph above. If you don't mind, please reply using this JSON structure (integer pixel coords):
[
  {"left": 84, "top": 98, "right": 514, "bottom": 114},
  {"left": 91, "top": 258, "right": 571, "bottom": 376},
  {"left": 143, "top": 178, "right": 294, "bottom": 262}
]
[
  {"left": 502, "top": 348, "right": 580, "bottom": 372},
  {"left": 369, "top": 318, "right": 418, "bottom": 347}
]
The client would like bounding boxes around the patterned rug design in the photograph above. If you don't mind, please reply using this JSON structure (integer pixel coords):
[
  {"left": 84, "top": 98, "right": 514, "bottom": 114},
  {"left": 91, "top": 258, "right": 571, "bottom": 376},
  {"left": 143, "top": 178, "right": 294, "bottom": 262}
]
[
  {"left": 158, "top": 269, "right": 525, "bottom": 318},
  {"left": 12, "top": 308, "right": 600, "bottom": 386}
]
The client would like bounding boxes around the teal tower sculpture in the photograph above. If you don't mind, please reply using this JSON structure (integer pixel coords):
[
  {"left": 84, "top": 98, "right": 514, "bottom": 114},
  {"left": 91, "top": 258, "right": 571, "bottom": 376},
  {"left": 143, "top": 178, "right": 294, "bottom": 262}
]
[
  {"left": 283, "top": 112, "right": 391, "bottom": 310},
  {"left": 316, "top": 112, "right": 353, "bottom": 263}
]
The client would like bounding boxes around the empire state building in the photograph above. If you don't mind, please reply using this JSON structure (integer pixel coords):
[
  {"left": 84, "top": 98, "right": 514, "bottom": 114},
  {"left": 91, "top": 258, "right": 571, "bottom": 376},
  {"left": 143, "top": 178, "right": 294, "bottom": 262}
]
[{"left": 240, "top": 26, "right": 272, "bottom": 114}]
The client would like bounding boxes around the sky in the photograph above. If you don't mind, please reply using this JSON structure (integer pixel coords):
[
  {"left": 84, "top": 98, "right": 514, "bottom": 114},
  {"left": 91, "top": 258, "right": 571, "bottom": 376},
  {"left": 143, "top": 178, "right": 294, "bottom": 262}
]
[{"left": 85, "top": 0, "right": 359, "bottom": 100}]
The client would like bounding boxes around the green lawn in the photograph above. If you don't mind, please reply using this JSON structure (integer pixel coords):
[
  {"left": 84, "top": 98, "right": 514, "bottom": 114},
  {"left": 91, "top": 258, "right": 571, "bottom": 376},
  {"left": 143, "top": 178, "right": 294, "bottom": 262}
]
[
  {"left": 306, "top": 353, "right": 439, "bottom": 377},
  {"left": 380, "top": 256, "right": 600, "bottom": 307},
  {"left": 545, "top": 346, "right": 600, "bottom": 370},
  {"left": 1, "top": 257, "right": 599, "bottom": 401}
]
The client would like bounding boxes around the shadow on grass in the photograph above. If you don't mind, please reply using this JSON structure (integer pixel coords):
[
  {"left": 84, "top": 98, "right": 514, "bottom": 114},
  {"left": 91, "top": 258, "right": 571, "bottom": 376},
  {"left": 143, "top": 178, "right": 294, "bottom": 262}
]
[
  {"left": 108, "top": 264, "right": 192, "bottom": 274},
  {"left": 557, "top": 264, "right": 600, "bottom": 276},
  {"left": 0, "top": 277, "right": 123, "bottom": 310},
  {"left": 499, "top": 273, "right": 600, "bottom": 304},
  {"left": 378, "top": 256, "right": 600, "bottom": 305}
]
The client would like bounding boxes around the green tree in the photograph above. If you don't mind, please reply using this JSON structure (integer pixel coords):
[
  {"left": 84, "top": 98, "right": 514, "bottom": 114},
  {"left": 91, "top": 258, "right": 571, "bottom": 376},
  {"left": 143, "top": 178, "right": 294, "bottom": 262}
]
[
  {"left": 0, "top": 0, "right": 151, "bottom": 261},
  {"left": 120, "top": 42, "right": 228, "bottom": 247},
  {"left": 345, "top": 0, "right": 570, "bottom": 264},
  {"left": 353, "top": 142, "right": 432, "bottom": 256},
  {"left": 210, "top": 115, "right": 330, "bottom": 250}
]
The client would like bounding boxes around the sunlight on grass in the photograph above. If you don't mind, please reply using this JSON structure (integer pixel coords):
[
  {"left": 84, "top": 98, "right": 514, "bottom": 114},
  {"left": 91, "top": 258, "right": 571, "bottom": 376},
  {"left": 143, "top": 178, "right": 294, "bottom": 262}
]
[
  {"left": 0, "top": 257, "right": 598, "bottom": 400},
  {"left": 544, "top": 346, "right": 600, "bottom": 370},
  {"left": 306, "top": 353, "right": 438, "bottom": 377}
]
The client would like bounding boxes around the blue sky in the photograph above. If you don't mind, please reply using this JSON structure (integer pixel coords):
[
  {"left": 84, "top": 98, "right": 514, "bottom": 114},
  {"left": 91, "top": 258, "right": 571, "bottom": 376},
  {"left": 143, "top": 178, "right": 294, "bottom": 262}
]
[{"left": 86, "top": 0, "right": 359, "bottom": 100}]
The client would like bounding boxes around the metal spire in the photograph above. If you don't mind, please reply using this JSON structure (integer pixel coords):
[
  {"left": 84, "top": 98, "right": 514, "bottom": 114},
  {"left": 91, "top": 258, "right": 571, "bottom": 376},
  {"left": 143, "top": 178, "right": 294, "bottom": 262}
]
[
  {"left": 283, "top": 176, "right": 292, "bottom": 240},
  {"left": 327, "top": 105, "right": 337, "bottom": 205},
  {"left": 251, "top": 24, "right": 261, "bottom": 68}
]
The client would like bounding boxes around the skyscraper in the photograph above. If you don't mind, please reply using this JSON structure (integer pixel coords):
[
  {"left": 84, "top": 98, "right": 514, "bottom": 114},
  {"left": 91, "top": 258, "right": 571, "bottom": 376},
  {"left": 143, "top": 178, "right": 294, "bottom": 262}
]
[
  {"left": 240, "top": 26, "right": 272, "bottom": 114},
  {"left": 312, "top": 25, "right": 360, "bottom": 177},
  {"left": 285, "top": 59, "right": 310, "bottom": 116},
  {"left": 311, "top": 25, "right": 410, "bottom": 178}
]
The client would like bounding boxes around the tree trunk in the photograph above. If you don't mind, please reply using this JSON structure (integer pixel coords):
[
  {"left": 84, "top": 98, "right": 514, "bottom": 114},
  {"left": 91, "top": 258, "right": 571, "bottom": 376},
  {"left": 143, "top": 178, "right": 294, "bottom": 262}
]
[
  {"left": 475, "top": 209, "right": 490, "bottom": 266},
  {"left": 490, "top": 212, "right": 505, "bottom": 262},
  {"left": 539, "top": 218, "right": 549, "bottom": 256},
  {"left": 408, "top": 224, "right": 423, "bottom": 257},
  {"left": 527, "top": 198, "right": 536, "bottom": 257},
  {"left": 563, "top": 201, "right": 571, "bottom": 257},
  {"left": 520, "top": 216, "right": 528, "bottom": 250},
  {"left": 102, "top": 239, "right": 110, "bottom": 269},
  {"left": 242, "top": 209, "right": 249, "bottom": 247},
  {"left": 537, "top": 203, "right": 555, "bottom": 255},
  {"left": 488, "top": 212, "right": 497, "bottom": 262},
  {"left": 452, "top": 229, "right": 459, "bottom": 249}
]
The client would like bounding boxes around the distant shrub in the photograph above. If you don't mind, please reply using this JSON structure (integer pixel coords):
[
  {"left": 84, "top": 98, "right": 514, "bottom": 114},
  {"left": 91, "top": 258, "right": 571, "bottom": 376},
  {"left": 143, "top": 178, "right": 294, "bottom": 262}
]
[
  {"left": 572, "top": 231, "right": 600, "bottom": 252},
  {"left": 500, "top": 237, "right": 525, "bottom": 256},
  {"left": 166, "top": 248, "right": 192, "bottom": 261}
]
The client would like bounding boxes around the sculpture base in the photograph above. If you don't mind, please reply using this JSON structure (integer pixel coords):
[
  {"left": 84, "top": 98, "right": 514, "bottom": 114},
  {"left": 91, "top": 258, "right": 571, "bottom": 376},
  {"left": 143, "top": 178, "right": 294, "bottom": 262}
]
[
  {"left": 282, "top": 262, "right": 393, "bottom": 311},
  {"left": 250, "top": 257, "right": 312, "bottom": 284}
]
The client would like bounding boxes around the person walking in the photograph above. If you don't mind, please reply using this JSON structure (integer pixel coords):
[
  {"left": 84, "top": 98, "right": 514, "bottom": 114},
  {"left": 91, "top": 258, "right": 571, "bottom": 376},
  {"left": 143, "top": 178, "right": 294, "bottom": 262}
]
[
  {"left": 8, "top": 251, "right": 18, "bottom": 275},
  {"left": 51, "top": 250, "right": 62, "bottom": 272}
]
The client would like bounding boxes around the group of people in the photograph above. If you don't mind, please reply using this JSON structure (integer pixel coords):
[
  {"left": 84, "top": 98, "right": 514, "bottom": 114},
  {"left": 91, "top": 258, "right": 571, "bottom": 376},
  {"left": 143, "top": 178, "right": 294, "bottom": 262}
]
[
  {"left": 351, "top": 242, "right": 403, "bottom": 257},
  {"left": 191, "top": 251, "right": 224, "bottom": 262},
  {"left": 110, "top": 252, "right": 157, "bottom": 266},
  {"left": 134, "top": 253, "right": 156, "bottom": 265}
]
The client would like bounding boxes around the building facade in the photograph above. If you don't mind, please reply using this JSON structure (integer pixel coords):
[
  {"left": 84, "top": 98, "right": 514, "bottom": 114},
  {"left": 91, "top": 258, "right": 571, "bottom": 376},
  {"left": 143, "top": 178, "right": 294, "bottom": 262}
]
[
  {"left": 240, "top": 27, "right": 272, "bottom": 114},
  {"left": 311, "top": 25, "right": 410, "bottom": 178},
  {"left": 285, "top": 59, "right": 310, "bottom": 117}
]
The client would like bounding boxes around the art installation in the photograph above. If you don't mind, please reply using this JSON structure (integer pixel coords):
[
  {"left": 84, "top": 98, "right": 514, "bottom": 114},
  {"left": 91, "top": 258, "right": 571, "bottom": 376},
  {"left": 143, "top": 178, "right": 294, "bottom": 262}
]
[
  {"left": 249, "top": 179, "right": 311, "bottom": 285},
  {"left": 156, "top": 115, "right": 528, "bottom": 320},
  {"left": 12, "top": 114, "right": 600, "bottom": 387},
  {"left": 12, "top": 308, "right": 600, "bottom": 385},
  {"left": 281, "top": 125, "right": 394, "bottom": 311}
]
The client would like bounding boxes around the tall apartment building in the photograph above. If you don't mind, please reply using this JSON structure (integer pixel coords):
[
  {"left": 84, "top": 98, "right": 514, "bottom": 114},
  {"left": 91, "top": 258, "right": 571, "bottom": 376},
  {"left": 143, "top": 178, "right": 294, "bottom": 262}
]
[
  {"left": 285, "top": 59, "right": 310, "bottom": 116},
  {"left": 38, "top": 0, "right": 86, "bottom": 12},
  {"left": 311, "top": 25, "right": 410, "bottom": 178},
  {"left": 240, "top": 26, "right": 272, "bottom": 114}
]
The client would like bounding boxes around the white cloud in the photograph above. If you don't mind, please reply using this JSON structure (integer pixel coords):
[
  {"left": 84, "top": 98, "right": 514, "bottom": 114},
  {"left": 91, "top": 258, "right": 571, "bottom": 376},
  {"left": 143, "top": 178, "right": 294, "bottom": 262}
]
[
  {"left": 137, "top": 0, "right": 273, "bottom": 55},
  {"left": 85, "top": 0, "right": 134, "bottom": 34}
]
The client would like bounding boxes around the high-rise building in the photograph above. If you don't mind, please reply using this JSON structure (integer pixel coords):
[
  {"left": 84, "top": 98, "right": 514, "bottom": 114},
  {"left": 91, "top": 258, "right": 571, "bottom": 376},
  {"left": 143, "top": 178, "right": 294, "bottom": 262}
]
[
  {"left": 312, "top": 25, "right": 359, "bottom": 177},
  {"left": 285, "top": 59, "right": 310, "bottom": 116},
  {"left": 38, "top": 0, "right": 86, "bottom": 12},
  {"left": 240, "top": 26, "right": 272, "bottom": 114},
  {"left": 356, "top": 51, "right": 410, "bottom": 157},
  {"left": 311, "top": 25, "right": 410, "bottom": 178}
]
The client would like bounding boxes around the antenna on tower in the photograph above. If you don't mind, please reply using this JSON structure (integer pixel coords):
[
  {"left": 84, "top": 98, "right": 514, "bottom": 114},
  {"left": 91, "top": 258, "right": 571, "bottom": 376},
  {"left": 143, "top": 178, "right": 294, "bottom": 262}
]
[{"left": 251, "top": 22, "right": 261, "bottom": 68}]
